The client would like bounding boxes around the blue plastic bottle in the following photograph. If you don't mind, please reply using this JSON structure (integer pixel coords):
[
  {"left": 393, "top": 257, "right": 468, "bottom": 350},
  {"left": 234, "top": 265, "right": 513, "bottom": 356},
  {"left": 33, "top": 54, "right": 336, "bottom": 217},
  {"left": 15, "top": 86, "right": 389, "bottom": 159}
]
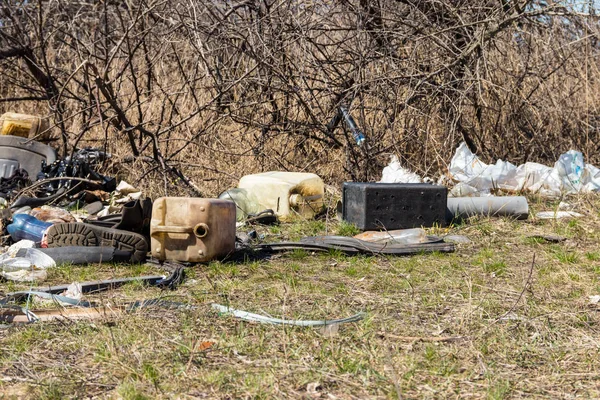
[{"left": 7, "top": 214, "right": 53, "bottom": 243}]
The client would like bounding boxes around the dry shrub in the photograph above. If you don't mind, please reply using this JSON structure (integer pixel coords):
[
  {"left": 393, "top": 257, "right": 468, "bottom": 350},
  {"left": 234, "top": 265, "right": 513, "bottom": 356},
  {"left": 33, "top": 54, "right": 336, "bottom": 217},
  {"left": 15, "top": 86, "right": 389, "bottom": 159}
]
[{"left": 0, "top": 0, "right": 598, "bottom": 196}]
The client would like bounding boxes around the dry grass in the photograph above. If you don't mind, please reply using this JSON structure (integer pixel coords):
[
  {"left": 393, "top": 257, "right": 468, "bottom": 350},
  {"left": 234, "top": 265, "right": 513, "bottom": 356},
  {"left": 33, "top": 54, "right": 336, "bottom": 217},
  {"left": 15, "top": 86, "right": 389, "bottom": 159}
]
[
  {"left": 2, "top": 194, "right": 600, "bottom": 399},
  {"left": 4, "top": 1, "right": 600, "bottom": 195}
]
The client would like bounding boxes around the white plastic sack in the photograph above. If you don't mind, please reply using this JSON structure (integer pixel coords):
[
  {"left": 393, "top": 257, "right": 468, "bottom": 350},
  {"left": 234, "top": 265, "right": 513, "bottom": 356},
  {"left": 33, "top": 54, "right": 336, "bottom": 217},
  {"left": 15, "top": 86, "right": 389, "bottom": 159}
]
[
  {"left": 0, "top": 247, "right": 55, "bottom": 282},
  {"left": 380, "top": 155, "right": 422, "bottom": 183},
  {"left": 448, "top": 142, "right": 600, "bottom": 198},
  {"left": 513, "top": 162, "right": 563, "bottom": 198},
  {"left": 583, "top": 164, "right": 600, "bottom": 192},
  {"left": 448, "top": 142, "right": 519, "bottom": 195}
]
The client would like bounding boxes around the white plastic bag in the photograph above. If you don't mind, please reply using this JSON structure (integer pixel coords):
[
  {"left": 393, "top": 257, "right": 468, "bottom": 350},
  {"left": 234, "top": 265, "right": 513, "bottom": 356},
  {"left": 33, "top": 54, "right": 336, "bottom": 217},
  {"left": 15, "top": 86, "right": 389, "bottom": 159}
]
[
  {"left": 447, "top": 142, "right": 600, "bottom": 198},
  {"left": 0, "top": 248, "right": 55, "bottom": 282},
  {"left": 582, "top": 164, "right": 600, "bottom": 192},
  {"left": 448, "top": 143, "right": 518, "bottom": 194},
  {"left": 380, "top": 155, "right": 422, "bottom": 183},
  {"left": 514, "top": 162, "right": 563, "bottom": 198},
  {"left": 448, "top": 142, "right": 488, "bottom": 186}
]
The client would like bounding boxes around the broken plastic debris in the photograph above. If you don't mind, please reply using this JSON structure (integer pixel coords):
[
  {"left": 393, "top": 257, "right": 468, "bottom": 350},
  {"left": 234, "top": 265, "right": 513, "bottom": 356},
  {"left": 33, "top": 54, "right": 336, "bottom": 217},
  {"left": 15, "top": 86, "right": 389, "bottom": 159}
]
[
  {"left": 61, "top": 282, "right": 83, "bottom": 302},
  {"left": 116, "top": 180, "right": 139, "bottom": 195},
  {"left": 379, "top": 155, "right": 422, "bottom": 183},
  {"left": 114, "top": 180, "right": 142, "bottom": 204},
  {"left": 443, "top": 235, "right": 472, "bottom": 244},
  {"left": 212, "top": 304, "right": 365, "bottom": 326},
  {"left": 558, "top": 201, "right": 574, "bottom": 211},
  {"left": 535, "top": 211, "right": 583, "bottom": 219},
  {"left": 28, "top": 290, "right": 91, "bottom": 307},
  {"left": 306, "top": 382, "right": 322, "bottom": 398},
  {"left": 6, "top": 240, "right": 35, "bottom": 257},
  {"left": 353, "top": 228, "right": 427, "bottom": 244},
  {"left": 115, "top": 192, "right": 142, "bottom": 203}
]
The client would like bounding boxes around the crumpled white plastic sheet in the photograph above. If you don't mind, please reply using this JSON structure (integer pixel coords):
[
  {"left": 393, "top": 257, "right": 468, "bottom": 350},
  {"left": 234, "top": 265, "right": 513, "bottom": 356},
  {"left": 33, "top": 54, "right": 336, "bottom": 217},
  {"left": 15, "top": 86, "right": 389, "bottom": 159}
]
[
  {"left": 0, "top": 244, "right": 56, "bottom": 282},
  {"left": 380, "top": 155, "right": 423, "bottom": 183},
  {"left": 447, "top": 142, "right": 600, "bottom": 198}
]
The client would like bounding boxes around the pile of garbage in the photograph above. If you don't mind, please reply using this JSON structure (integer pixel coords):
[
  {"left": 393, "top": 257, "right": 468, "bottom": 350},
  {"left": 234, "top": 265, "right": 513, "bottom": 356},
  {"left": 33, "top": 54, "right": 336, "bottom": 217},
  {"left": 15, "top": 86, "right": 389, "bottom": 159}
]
[
  {"left": 446, "top": 142, "right": 600, "bottom": 198},
  {"left": 3, "top": 178, "right": 152, "bottom": 280},
  {"left": 381, "top": 141, "right": 600, "bottom": 199},
  {"left": 0, "top": 111, "right": 594, "bottom": 325}
]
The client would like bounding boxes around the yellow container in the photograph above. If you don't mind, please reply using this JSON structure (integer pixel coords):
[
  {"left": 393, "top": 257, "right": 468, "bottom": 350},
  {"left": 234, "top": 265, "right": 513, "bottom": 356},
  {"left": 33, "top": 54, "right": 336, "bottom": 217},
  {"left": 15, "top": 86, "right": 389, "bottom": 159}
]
[
  {"left": 150, "top": 197, "right": 236, "bottom": 262},
  {"left": 0, "top": 112, "right": 49, "bottom": 139},
  {"left": 237, "top": 171, "right": 325, "bottom": 220}
]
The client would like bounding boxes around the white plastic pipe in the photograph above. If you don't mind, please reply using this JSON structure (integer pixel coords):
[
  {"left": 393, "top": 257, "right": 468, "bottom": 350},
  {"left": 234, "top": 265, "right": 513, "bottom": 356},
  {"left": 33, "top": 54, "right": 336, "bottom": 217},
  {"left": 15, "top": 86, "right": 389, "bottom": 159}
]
[{"left": 447, "top": 196, "right": 529, "bottom": 220}]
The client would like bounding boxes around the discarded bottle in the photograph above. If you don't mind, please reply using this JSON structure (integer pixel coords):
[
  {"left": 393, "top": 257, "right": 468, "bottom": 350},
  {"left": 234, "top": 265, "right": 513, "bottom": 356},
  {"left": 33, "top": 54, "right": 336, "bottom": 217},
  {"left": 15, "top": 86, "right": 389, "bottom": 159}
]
[
  {"left": 339, "top": 106, "right": 366, "bottom": 146},
  {"left": 7, "top": 214, "right": 53, "bottom": 243},
  {"left": 218, "top": 188, "right": 262, "bottom": 222}
]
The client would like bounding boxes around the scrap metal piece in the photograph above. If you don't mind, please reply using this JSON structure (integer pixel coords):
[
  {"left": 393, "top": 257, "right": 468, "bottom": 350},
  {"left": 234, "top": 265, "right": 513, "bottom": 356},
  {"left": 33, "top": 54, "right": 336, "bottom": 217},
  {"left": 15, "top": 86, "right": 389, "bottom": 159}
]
[{"left": 5, "top": 267, "right": 185, "bottom": 302}]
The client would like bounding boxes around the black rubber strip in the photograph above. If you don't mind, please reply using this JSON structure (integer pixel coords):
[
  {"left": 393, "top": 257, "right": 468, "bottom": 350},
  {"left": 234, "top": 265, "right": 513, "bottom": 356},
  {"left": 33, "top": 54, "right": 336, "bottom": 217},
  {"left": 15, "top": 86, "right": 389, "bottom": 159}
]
[{"left": 258, "top": 236, "right": 454, "bottom": 255}]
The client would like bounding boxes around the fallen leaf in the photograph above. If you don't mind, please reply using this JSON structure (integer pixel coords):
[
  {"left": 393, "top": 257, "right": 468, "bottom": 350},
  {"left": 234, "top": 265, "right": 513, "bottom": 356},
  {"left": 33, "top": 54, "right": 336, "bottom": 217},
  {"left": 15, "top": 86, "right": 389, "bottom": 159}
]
[{"left": 196, "top": 341, "right": 215, "bottom": 351}]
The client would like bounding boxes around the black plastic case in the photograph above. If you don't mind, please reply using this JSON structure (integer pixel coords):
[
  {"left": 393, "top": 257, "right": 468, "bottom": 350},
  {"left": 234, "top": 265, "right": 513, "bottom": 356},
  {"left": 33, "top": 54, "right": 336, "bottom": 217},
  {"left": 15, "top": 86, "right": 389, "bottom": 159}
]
[{"left": 342, "top": 182, "right": 447, "bottom": 230}]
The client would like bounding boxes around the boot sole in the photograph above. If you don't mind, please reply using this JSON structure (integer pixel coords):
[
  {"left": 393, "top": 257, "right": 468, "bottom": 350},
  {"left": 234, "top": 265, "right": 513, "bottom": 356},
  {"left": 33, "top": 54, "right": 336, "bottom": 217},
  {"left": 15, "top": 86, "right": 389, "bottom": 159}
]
[{"left": 46, "top": 223, "right": 148, "bottom": 263}]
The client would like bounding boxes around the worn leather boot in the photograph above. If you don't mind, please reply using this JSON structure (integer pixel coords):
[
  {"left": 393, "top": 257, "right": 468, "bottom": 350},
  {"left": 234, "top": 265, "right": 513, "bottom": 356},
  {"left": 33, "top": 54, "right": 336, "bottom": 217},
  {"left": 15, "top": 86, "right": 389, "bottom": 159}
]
[{"left": 86, "top": 198, "right": 152, "bottom": 238}]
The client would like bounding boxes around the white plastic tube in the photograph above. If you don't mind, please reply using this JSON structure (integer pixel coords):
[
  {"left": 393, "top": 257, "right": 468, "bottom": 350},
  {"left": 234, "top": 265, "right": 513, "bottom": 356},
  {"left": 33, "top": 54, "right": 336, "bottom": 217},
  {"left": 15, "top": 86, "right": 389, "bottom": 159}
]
[{"left": 447, "top": 196, "right": 529, "bottom": 220}]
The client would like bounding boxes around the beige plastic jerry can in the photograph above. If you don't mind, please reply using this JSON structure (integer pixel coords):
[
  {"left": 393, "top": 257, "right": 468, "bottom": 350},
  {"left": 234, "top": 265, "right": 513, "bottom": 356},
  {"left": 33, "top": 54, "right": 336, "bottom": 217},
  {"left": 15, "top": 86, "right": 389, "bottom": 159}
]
[
  {"left": 150, "top": 197, "right": 236, "bottom": 262},
  {"left": 0, "top": 112, "right": 49, "bottom": 139},
  {"left": 238, "top": 171, "right": 325, "bottom": 220}
]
